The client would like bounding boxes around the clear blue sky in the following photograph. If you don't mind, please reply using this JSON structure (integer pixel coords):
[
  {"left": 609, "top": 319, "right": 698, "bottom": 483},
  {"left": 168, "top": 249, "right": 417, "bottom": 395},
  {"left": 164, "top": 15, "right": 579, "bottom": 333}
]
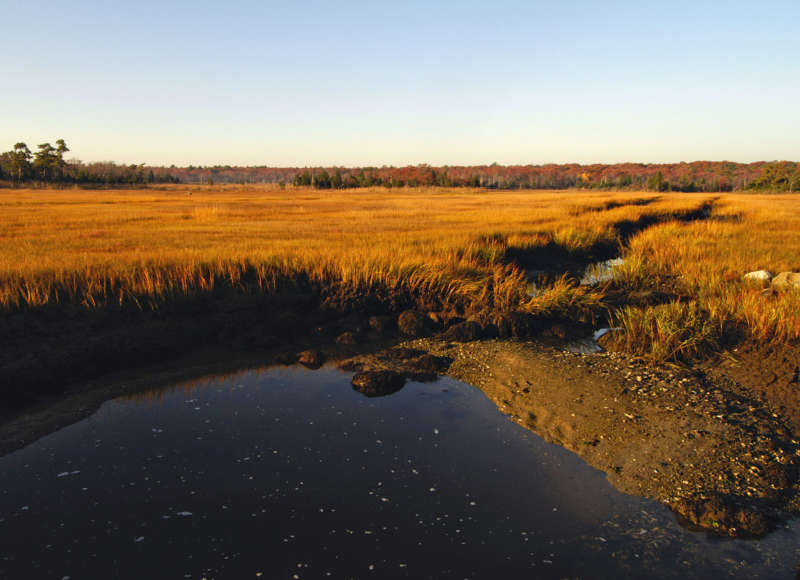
[{"left": 2, "top": 0, "right": 798, "bottom": 166}]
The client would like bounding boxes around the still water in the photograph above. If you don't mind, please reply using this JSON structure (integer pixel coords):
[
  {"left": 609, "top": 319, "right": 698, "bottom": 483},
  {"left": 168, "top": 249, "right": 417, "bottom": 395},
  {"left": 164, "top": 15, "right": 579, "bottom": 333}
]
[{"left": 0, "top": 366, "right": 797, "bottom": 579}]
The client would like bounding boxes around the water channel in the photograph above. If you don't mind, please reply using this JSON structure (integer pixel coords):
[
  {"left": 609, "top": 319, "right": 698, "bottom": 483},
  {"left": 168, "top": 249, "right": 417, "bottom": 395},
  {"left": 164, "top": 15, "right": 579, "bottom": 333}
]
[{"left": 0, "top": 365, "right": 797, "bottom": 578}]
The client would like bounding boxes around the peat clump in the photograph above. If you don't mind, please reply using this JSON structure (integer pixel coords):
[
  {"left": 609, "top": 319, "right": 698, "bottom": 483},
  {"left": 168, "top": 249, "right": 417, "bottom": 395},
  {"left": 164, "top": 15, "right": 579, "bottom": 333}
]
[
  {"left": 540, "top": 321, "right": 589, "bottom": 342},
  {"left": 336, "top": 347, "right": 452, "bottom": 383},
  {"left": 298, "top": 350, "right": 325, "bottom": 368},
  {"left": 368, "top": 315, "right": 395, "bottom": 333},
  {"left": 442, "top": 321, "right": 484, "bottom": 342},
  {"left": 671, "top": 494, "right": 774, "bottom": 538},
  {"left": 397, "top": 310, "right": 431, "bottom": 337},
  {"left": 400, "top": 353, "right": 453, "bottom": 381},
  {"left": 386, "top": 347, "right": 426, "bottom": 360},
  {"left": 351, "top": 370, "right": 406, "bottom": 397},
  {"left": 498, "top": 312, "right": 541, "bottom": 339},
  {"left": 335, "top": 331, "right": 359, "bottom": 345}
]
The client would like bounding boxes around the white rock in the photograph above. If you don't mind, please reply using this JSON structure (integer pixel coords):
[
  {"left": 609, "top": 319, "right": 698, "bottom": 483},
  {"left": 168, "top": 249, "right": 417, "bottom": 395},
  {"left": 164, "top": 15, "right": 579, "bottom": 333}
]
[{"left": 743, "top": 270, "right": 773, "bottom": 284}]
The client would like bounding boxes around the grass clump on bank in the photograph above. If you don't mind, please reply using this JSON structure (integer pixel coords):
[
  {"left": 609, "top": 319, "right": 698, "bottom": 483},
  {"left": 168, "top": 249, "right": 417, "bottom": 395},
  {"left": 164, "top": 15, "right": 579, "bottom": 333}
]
[
  {"left": 607, "top": 301, "right": 724, "bottom": 363},
  {"left": 611, "top": 194, "right": 800, "bottom": 359}
]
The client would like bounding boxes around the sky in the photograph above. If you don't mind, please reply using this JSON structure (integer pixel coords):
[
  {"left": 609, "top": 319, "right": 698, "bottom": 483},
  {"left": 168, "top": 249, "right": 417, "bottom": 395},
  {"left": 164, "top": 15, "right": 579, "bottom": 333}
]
[{"left": 2, "top": 0, "right": 798, "bottom": 166}]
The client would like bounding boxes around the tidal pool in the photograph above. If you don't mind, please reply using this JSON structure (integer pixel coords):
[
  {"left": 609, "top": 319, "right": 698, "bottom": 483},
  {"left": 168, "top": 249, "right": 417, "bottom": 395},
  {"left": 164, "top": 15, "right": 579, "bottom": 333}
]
[{"left": 0, "top": 366, "right": 797, "bottom": 578}]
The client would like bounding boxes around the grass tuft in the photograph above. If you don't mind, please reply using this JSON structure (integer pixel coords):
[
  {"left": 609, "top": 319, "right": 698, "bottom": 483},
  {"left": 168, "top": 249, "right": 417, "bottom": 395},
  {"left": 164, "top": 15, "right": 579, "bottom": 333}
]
[{"left": 608, "top": 301, "right": 723, "bottom": 363}]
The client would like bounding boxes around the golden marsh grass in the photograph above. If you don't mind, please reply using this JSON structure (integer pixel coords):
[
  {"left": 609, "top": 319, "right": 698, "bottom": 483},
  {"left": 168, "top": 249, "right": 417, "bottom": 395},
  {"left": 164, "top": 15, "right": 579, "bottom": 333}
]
[{"left": 1, "top": 186, "right": 798, "bottom": 360}]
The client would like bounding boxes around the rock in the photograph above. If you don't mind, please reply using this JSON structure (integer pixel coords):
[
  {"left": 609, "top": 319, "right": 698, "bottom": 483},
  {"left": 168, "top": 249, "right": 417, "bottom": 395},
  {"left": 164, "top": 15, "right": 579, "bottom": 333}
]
[
  {"left": 743, "top": 270, "right": 773, "bottom": 285},
  {"left": 442, "top": 321, "right": 483, "bottom": 342},
  {"left": 335, "top": 331, "right": 358, "bottom": 345},
  {"left": 368, "top": 315, "right": 394, "bottom": 333},
  {"left": 351, "top": 370, "right": 406, "bottom": 397},
  {"left": 298, "top": 350, "right": 325, "bottom": 368},
  {"left": 397, "top": 310, "right": 429, "bottom": 337},
  {"left": 772, "top": 271, "right": 800, "bottom": 291}
]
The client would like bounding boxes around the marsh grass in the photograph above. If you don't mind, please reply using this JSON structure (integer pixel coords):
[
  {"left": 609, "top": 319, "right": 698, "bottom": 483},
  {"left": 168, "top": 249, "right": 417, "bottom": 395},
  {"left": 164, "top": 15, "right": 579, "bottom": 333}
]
[
  {"left": 0, "top": 187, "right": 797, "bottom": 361},
  {"left": 608, "top": 301, "right": 724, "bottom": 363},
  {"left": 0, "top": 188, "right": 672, "bottom": 314},
  {"left": 616, "top": 194, "right": 800, "bottom": 355}
]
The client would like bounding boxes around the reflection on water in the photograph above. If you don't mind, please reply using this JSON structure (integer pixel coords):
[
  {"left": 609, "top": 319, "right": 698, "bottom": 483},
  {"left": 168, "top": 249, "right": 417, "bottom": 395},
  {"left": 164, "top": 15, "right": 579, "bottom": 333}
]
[
  {"left": 580, "top": 257, "right": 626, "bottom": 286},
  {"left": 0, "top": 366, "right": 797, "bottom": 579},
  {"left": 564, "top": 328, "right": 622, "bottom": 354}
]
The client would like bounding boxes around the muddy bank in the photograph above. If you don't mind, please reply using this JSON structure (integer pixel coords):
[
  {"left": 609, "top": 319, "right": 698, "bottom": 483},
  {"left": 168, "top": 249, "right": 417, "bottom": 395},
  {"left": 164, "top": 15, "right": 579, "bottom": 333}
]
[
  {"left": 702, "top": 343, "right": 800, "bottom": 432},
  {"left": 0, "top": 296, "right": 542, "bottom": 453},
  {"left": 339, "top": 338, "right": 800, "bottom": 538},
  {"left": 2, "top": 287, "right": 799, "bottom": 539},
  {"left": 0, "top": 276, "right": 588, "bottom": 410},
  {"left": 0, "top": 284, "right": 414, "bottom": 406}
]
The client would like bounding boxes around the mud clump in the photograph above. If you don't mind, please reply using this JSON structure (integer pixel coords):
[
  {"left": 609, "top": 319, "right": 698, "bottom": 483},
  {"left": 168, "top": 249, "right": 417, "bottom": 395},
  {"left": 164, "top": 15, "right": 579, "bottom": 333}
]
[
  {"left": 496, "top": 312, "right": 539, "bottom": 339},
  {"left": 336, "top": 347, "right": 451, "bottom": 383},
  {"left": 408, "top": 353, "right": 451, "bottom": 374},
  {"left": 335, "top": 331, "right": 359, "bottom": 345},
  {"left": 351, "top": 370, "right": 406, "bottom": 397},
  {"left": 540, "top": 322, "right": 586, "bottom": 341},
  {"left": 368, "top": 315, "right": 395, "bottom": 334},
  {"left": 442, "top": 321, "right": 484, "bottom": 342},
  {"left": 298, "top": 350, "right": 325, "bottom": 368},
  {"left": 671, "top": 495, "right": 773, "bottom": 538},
  {"left": 388, "top": 347, "right": 426, "bottom": 360},
  {"left": 402, "top": 353, "right": 452, "bottom": 381},
  {"left": 275, "top": 352, "right": 299, "bottom": 365},
  {"left": 397, "top": 311, "right": 430, "bottom": 337}
]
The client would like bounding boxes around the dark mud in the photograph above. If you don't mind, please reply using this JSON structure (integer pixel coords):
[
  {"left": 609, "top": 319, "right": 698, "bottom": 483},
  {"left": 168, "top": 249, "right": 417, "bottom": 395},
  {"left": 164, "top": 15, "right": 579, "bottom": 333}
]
[{"left": 704, "top": 342, "right": 800, "bottom": 432}]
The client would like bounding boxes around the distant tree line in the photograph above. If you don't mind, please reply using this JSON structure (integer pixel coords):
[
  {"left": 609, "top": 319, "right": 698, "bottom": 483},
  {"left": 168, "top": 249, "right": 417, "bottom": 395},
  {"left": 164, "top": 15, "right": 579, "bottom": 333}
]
[
  {"left": 174, "top": 161, "right": 800, "bottom": 193},
  {"left": 0, "top": 139, "right": 180, "bottom": 186},
  {"left": 2, "top": 139, "right": 798, "bottom": 192}
]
